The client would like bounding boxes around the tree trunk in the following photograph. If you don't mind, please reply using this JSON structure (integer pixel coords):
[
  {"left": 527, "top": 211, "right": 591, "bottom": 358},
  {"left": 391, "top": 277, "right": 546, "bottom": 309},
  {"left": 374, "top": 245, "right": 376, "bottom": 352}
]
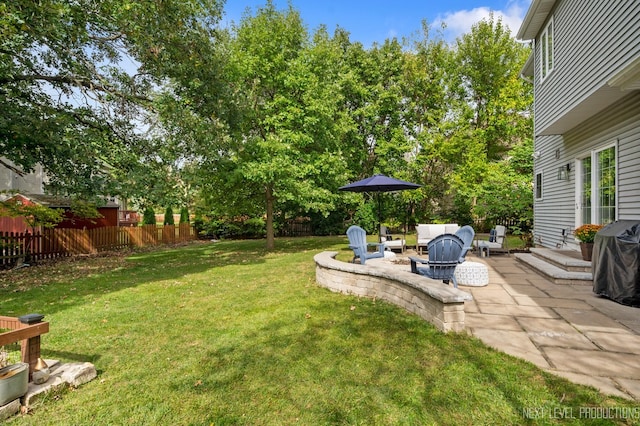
[{"left": 266, "top": 185, "right": 275, "bottom": 250}]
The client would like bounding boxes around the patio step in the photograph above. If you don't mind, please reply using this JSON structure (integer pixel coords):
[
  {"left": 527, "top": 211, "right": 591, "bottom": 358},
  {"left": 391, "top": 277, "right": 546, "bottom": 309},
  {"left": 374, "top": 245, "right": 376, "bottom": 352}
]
[
  {"left": 529, "top": 247, "right": 592, "bottom": 272},
  {"left": 514, "top": 252, "right": 593, "bottom": 285}
]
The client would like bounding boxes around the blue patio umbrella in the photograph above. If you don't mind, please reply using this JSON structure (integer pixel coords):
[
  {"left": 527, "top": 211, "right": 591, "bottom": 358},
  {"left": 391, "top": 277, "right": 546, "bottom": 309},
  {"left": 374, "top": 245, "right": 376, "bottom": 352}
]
[{"left": 339, "top": 174, "right": 421, "bottom": 241}]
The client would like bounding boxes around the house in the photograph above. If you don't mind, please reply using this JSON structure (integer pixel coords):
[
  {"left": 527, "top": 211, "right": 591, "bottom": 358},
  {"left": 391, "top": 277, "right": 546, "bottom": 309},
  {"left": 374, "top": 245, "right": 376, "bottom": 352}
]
[
  {"left": 1, "top": 193, "right": 120, "bottom": 231},
  {"left": 0, "top": 158, "right": 46, "bottom": 233},
  {"left": 0, "top": 157, "right": 122, "bottom": 231},
  {"left": 0, "top": 158, "right": 45, "bottom": 195},
  {"left": 517, "top": 0, "right": 640, "bottom": 250}
]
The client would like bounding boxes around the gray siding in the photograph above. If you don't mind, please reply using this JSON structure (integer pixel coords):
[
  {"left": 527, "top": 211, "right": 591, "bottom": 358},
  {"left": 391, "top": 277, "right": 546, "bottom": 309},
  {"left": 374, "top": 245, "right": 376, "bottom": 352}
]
[
  {"left": 534, "top": 92, "right": 640, "bottom": 249},
  {"left": 533, "top": 134, "right": 575, "bottom": 248},
  {"left": 0, "top": 157, "right": 45, "bottom": 195},
  {"left": 534, "top": 0, "right": 640, "bottom": 131}
]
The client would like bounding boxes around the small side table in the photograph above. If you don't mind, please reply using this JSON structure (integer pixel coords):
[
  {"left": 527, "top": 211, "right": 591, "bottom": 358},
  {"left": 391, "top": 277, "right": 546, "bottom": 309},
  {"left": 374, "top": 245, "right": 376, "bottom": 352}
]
[{"left": 454, "top": 261, "right": 489, "bottom": 287}]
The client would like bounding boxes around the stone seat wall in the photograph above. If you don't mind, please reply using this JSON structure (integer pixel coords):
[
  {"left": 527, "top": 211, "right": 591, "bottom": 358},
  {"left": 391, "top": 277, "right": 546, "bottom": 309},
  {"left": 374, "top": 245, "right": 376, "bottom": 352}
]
[{"left": 314, "top": 251, "right": 472, "bottom": 333}]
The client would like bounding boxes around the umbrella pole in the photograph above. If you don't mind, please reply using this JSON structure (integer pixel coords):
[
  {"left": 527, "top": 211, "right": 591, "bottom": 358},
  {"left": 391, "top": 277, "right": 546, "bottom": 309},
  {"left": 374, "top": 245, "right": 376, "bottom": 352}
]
[{"left": 377, "top": 193, "right": 382, "bottom": 243}]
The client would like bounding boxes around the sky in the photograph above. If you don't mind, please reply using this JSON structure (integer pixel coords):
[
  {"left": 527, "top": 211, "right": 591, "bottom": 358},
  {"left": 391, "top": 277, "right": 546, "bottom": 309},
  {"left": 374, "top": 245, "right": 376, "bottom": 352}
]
[{"left": 221, "top": 0, "right": 532, "bottom": 46}]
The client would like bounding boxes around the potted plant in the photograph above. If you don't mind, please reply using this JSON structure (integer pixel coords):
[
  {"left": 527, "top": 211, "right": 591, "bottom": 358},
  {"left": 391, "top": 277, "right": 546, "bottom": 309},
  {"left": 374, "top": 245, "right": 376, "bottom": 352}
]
[{"left": 574, "top": 224, "right": 604, "bottom": 261}]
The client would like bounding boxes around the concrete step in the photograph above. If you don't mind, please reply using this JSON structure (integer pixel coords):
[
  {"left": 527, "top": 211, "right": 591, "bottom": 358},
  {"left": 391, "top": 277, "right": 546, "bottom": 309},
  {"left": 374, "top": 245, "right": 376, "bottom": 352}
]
[
  {"left": 514, "top": 253, "right": 593, "bottom": 285},
  {"left": 529, "top": 247, "right": 592, "bottom": 273}
]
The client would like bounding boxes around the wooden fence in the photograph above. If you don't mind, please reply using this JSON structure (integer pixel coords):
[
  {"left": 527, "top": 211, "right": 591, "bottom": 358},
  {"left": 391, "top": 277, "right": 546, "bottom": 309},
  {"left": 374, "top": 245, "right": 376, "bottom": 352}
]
[{"left": 0, "top": 224, "right": 195, "bottom": 269}]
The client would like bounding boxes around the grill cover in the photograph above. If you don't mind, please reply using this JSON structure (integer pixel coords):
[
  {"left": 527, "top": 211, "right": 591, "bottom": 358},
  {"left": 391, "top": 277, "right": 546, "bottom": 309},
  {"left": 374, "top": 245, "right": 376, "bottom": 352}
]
[{"left": 592, "top": 220, "right": 640, "bottom": 307}]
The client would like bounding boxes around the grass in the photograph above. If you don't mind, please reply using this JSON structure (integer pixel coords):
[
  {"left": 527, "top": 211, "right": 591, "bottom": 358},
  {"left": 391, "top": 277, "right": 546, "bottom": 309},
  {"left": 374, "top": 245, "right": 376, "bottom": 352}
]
[{"left": 1, "top": 237, "right": 636, "bottom": 425}]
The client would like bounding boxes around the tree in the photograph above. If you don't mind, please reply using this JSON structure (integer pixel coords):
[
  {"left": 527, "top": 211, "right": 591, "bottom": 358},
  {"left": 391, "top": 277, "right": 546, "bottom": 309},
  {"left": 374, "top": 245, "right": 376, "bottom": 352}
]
[
  {"left": 451, "top": 14, "right": 532, "bottom": 161},
  {"left": 442, "top": 15, "right": 533, "bottom": 222},
  {"left": 179, "top": 207, "right": 189, "bottom": 224},
  {"left": 2, "top": 201, "right": 63, "bottom": 233},
  {"left": 402, "top": 22, "right": 455, "bottom": 221},
  {"left": 163, "top": 206, "right": 175, "bottom": 225},
  {"left": 142, "top": 207, "right": 156, "bottom": 225},
  {"left": 186, "top": 2, "right": 349, "bottom": 250},
  {"left": 1, "top": 199, "right": 63, "bottom": 266},
  {"left": 0, "top": 0, "right": 224, "bottom": 199}
]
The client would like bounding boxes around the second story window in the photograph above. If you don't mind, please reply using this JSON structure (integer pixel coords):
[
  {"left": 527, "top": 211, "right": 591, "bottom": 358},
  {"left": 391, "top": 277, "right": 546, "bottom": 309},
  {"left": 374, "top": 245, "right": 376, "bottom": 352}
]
[{"left": 541, "top": 17, "right": 554, "bottom": 79}]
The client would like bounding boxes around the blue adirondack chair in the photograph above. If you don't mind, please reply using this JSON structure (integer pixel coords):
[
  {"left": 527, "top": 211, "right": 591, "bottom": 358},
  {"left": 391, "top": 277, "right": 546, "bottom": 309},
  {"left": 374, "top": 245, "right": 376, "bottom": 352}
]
[
  {"left": 346, "top": 225, "right": 385, "bottom": 264},
  {"left": 455, "top": 225, "right": 475, "bottom": 262},
  {"left": 409, "top": 233, "right": 465, "bottom": 288}
]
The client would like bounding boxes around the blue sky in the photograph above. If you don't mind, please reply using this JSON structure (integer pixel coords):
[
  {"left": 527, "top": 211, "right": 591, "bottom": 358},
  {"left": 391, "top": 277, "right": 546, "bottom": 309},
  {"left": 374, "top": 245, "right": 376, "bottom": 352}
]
[{"left": 221, "top": 0, "right": 531, "bottom": 46}]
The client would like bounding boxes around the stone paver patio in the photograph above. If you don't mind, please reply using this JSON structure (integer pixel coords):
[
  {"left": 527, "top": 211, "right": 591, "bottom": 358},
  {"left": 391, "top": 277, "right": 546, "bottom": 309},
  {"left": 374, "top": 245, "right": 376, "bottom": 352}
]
[
  {"left": 463, "top": 254, "right": 640, "bottom": 401},
  {"left": 378, "top": 249, "right": 640, "bottom": 401}
]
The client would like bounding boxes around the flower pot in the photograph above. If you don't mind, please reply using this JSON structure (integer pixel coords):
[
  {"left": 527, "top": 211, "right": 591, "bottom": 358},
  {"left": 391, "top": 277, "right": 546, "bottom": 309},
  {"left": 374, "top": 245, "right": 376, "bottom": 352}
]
[
  {"left": 0, "top": 363, "right": 29, "bottom": 406},
  {"left": 580, "top": 242, "right": 594, "bottom": 261}
]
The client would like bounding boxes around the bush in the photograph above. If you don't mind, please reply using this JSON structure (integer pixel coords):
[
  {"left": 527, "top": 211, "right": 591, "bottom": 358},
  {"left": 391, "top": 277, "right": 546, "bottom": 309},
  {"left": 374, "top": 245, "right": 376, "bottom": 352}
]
[
  {"left": 179, "top": 207, "right": 189, "bottom": 224},
  {"left": 243, "top": 217, "right": 266, "bottom": 238},
  {"left": 351, "top": 202, "right": 377, "bottom": 235},
  {"left": 193, "top": 215, "right": 265, "bottom": 240},
  {"left": 142, "top": 207, "right": 156, "bottom": 225},
  {"left": 164, "top": 207, "right": 175, "bottom": 225},
  {"left": 308, "top": 210, "right": 345, "bottom": 236}
]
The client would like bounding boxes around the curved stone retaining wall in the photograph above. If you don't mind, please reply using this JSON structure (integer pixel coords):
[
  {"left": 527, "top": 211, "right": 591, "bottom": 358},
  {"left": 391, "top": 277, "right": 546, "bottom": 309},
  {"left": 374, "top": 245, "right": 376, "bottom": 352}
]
[{"left": 314, "top": 251, "right": 472, "bottom": 333}]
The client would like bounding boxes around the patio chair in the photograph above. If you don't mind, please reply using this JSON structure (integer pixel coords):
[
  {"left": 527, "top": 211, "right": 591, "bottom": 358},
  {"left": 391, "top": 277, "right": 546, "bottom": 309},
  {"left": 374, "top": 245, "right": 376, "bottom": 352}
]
[
  {"left": 346, "top": 225, "right": 385, "bottom": 264},
  {"left": 455, "top": 225, "right": 475, "bottom": 262},
  {"left": 409, "top": 233, "right": 465, "bottom": 288},
  {"left": 380, "top": 225, "right": 406, "bottom": 253},
  {"left": 477, "top": 225, "right": 509, "bottom": 257}
]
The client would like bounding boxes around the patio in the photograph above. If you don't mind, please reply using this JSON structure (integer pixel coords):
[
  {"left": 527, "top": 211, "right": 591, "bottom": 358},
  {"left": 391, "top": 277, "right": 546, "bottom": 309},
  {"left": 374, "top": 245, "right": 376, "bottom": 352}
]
[{"left": 373, "top": 249, "right": 640, "bottom": 401}]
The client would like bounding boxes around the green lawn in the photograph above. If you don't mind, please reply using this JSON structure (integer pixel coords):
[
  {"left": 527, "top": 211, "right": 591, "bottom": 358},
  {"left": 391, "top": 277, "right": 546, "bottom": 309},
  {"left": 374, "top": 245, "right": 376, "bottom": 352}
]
[{"left": 1, "top": 237, "right": 635, "bottom": 425}]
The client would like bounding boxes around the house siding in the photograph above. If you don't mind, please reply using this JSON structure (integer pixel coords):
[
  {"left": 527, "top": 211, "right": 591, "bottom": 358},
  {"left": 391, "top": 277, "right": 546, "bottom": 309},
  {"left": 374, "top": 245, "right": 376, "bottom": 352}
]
[
  {"left": 533, "top": 134, "right": 575, "bottom": 248},
  {"left": 0, "top": 157, "right": 45, "bottom": 195},
  {"left": 534, "top": 92, "right": 640, "bottom": 249},
  {"left": 534, "top": 0, "right": 640, "bottom": 132}
]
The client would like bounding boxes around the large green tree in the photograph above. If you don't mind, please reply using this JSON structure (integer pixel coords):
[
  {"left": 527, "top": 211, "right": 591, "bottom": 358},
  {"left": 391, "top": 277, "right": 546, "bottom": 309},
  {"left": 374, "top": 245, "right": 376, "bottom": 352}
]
[
  {"left": 0, "top": 0, "right": 223, "bottom": 199},
  {"left": 416, "top": 15, "right": 533, "bottom": 223},
  {"left": 189, "top": 2, "right": 349, "bottom": 249}
]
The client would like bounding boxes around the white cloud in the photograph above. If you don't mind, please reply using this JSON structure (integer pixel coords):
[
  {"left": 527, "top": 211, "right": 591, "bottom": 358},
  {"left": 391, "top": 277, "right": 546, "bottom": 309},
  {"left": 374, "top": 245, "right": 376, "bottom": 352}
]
[{"left": 434, "top": 1, "right": 528, "bottom": 42}]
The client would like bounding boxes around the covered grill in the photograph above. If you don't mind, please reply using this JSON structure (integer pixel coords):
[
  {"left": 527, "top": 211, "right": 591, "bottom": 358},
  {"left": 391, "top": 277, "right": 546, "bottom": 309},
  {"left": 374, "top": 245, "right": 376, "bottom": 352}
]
[{"left": 592, "top": 220, "right": 640, "bottom": 307}]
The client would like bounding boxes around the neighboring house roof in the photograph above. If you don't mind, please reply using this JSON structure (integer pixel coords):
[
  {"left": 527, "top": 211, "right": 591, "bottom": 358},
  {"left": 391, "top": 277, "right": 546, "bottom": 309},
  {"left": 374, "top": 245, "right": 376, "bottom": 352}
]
[
  {"left": 3, "top": 193, "right": 119, "bottom": 209},
  {"left": 517, "top": 0, "right": 557, "bottom": 41}
]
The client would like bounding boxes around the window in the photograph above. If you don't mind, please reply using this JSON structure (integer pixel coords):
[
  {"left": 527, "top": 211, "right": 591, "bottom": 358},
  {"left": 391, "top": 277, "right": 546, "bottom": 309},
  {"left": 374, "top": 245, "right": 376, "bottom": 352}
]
[
  {"left": 578, "top": 143, "right": 616, "bottom": 226},
  {"left": 541, "top": 18, "right": 554, "bottom": 79},
  {"left": 535, "top": 172, "right": 543, "bottom": 200}
]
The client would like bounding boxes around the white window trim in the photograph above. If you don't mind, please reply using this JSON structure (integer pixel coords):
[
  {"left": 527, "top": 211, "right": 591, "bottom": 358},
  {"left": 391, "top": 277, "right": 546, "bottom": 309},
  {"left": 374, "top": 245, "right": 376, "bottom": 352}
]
[
  {"left": 535, "top": 171, "right": 544, "bottom": 201},
  {"left": 574, "top": 139, "right": 618, "bottom": 229},
  {"left": 540, "top": 17, "right": 554, "bottom": 81}
]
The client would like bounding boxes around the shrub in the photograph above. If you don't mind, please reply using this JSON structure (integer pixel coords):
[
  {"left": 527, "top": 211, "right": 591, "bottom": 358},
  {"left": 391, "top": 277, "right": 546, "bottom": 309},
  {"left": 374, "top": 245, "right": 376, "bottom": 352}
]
[
  {"left": 142, "top": 207, "right": 156, "bottom": 225},
  {"left": 352, "top": 202, "right": 377, "bottom": 234},
  {"left": 243, "top": 217, "right": 266, "bottom": 238},
  {"left": 179, "top": 207, "right": 189, "bottom": 224},
  {"left": 164, "top": 206, "right": 175, "bottom": 225}
]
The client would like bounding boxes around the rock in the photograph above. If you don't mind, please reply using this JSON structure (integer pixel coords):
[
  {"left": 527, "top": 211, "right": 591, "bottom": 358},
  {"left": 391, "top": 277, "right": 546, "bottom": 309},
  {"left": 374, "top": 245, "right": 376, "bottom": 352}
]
[
  {"left": 59, "top": 362, "right": 97, "bottom": 387},
  {"left": 22, "top": 361, "right": 97, "bottom": 408},
  {"left": 0, "top": 399, "right": 21, "bottom": 420}
]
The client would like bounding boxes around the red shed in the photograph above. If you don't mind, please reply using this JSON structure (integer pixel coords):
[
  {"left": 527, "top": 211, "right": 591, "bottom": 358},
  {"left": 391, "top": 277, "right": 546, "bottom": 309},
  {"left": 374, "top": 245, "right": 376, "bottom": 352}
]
[{"left": 0, "top": 193, "right": 119, "bottom": 231}]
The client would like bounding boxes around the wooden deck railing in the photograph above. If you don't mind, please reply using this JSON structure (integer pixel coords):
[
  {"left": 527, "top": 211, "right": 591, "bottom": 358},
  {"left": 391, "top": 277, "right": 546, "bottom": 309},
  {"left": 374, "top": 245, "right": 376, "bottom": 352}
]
[{"left": 0, "top": 315, "right": 49, "bottom": 381}]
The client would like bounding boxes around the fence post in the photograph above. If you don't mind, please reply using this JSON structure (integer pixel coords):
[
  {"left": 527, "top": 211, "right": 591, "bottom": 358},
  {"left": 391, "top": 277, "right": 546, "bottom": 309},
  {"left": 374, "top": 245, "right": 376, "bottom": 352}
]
[{"left": 17, "top": 313, "right": 48, "bottom": 381}]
